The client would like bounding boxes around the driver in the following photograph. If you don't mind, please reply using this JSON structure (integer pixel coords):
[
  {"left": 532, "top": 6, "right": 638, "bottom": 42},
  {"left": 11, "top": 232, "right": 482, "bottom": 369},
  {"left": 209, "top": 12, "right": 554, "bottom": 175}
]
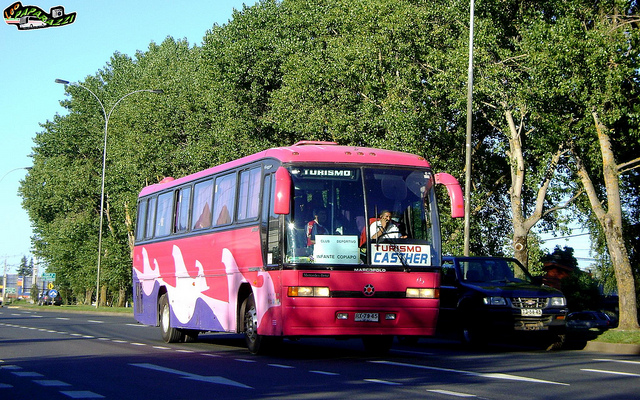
[{"left": 369, "top": 210, "right": 406, "bottom": 240}]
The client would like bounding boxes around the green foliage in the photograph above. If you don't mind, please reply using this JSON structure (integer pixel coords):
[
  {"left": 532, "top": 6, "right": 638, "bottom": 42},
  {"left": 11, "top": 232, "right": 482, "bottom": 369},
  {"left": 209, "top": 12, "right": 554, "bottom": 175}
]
[{"left": 18, "top": 0, "right": 640, "bottom": 307}]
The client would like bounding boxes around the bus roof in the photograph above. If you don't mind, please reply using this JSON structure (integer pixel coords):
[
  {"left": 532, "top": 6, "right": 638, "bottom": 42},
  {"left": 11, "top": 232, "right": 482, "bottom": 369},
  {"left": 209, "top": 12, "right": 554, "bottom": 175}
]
[{"left": 138, "top": 141, "right": 431, "bottom": 197}]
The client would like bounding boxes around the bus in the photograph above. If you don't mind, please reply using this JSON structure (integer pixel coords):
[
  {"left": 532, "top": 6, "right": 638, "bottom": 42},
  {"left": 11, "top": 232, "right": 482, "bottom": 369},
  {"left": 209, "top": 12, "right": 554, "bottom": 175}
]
[{"left": 132, "top": 141, "right": 464, "bottom": 354}]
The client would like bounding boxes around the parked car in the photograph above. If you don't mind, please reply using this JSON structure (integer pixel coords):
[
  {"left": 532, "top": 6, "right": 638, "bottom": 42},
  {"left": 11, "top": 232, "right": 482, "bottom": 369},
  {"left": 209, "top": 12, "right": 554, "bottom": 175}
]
[
  {"left": 439, "top": 256, "right": 569, "bottom": 346},
  {"left": 566, "top": 311, "right": 612, "bottom": 332},
  {"left": 38, "top": 290, "right": 62, "bottom": 306}
]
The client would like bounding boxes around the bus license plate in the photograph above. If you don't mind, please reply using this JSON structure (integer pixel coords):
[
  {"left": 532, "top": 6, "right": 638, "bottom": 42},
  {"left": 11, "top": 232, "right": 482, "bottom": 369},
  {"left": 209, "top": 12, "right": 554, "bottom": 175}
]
[
  {"left": 521, "top": 309, "right": 542, "bottom": 317},
  {"left": 355, "top": 313, "right": 379, "bottom": 322}
]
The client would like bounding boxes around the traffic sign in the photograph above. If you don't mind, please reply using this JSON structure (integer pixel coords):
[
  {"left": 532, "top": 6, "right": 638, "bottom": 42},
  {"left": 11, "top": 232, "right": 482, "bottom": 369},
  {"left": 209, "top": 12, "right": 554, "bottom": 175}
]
[
  {"left": 42, "top": 273, "right": 56, "bottom": 280},
  {"left": 48, "top": 282, "right": 55, "bottom": 290}
]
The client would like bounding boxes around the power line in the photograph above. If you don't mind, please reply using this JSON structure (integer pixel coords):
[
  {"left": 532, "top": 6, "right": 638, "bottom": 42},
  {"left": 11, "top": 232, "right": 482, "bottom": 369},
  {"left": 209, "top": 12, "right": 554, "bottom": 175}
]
[{"left": 540, "top": 232, "right": 590, "bottom": 242}]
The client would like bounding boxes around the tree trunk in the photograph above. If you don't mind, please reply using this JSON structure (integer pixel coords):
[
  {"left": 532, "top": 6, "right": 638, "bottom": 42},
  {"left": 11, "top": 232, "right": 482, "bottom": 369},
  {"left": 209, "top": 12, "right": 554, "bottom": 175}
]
[
  {"left": 100, "top": 285, "right": 107, "bottom": 307},
  {"left": 117, "top": 286, "right": 127, "bottom": 307},
  {"left": 505, "top": 109, "right": 565, "bottom": 270},
  {"left": 573, "top": 113, "right": 639, "bottom": 330}
]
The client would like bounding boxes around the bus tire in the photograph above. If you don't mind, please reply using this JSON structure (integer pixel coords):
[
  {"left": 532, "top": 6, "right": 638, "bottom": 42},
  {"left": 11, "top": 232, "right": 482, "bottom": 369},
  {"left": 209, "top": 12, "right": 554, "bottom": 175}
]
[
  {"left": 243, "top": 294, "right": 264, "bottom": 354},
  {"left": 159, "top": 294, "right": 184, "bottom": 343}
]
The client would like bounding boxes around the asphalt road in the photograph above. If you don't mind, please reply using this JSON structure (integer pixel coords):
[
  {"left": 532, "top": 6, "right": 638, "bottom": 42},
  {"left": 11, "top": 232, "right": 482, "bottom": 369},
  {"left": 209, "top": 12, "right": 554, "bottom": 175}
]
[{"left": 1, "top": 307, "right": 639, "bottom": 399}]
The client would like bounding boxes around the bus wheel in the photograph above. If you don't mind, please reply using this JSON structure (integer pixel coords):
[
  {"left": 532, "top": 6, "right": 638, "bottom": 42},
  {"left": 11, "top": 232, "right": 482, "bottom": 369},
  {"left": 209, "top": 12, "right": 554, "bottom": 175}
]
[
  {"left": 362, "top": 335, "right": 393, "bottom": 355},
  {"left": 243, "top": 294, "right": 263, "bottom": 354},
  {"left": 159, "top": 294, "right": 184, "bottom": 343}
]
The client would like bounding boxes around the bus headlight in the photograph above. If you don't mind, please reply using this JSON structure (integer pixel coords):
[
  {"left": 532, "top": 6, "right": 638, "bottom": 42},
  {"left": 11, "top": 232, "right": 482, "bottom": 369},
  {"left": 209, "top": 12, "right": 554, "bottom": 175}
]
[
  {"left": 287, "top": 286, "right": 330, "bottom": 297},
  {"left": 406, "top": 288, "right": 438, "bottom": 299}
]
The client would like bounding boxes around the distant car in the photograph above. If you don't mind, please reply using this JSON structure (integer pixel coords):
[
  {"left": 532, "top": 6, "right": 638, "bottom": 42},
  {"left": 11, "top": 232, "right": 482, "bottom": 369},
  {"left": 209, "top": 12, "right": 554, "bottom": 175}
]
[
  {"left": 566, "top": 311, "right": 612, "bottom": 331},
  {"left": 38, "top": 290, "right": 62, "bottom": 306}
]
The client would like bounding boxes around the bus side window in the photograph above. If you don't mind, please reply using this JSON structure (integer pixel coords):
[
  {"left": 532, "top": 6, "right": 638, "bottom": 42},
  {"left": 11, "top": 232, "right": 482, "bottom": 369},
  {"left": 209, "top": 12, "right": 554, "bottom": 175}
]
[
  {"left": 144, "top": 197, "right": 157, "bottom": 240},
  {"left": 214, "top": 173, "right": 236, "bottom": 226},
  {"left": 238, "top": 167, "right": 261, "bottom": 221},
  {"left": 192, "top": 180, "right": 213, "bottom": 230},
  {"left": 174, "top": 186, "right": 192, "bottom": 233},
  {"left": 135, "top": 199, "right": 148, "bottom": 241},
  {"left": 155, "top": 192, "right": 174, "bottom": 238},
  {"left": 261, "top": 174, "right": 280, "bottom": 265}
]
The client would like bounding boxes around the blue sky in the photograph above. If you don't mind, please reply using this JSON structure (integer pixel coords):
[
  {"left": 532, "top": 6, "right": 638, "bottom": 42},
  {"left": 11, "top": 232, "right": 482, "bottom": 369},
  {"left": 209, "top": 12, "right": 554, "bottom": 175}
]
[
  {"left": 0, "top": 0, "right": 255, "bottom": 273},
  {"left": 0, "top": 0, "right": 593, "bottom": 275}
]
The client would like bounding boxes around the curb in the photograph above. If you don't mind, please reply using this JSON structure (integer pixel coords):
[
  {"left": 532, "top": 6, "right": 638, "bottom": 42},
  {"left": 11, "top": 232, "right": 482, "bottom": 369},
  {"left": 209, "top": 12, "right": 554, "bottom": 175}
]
[{"left": 584, "top": 341, "right": 640, "bottom": 355}]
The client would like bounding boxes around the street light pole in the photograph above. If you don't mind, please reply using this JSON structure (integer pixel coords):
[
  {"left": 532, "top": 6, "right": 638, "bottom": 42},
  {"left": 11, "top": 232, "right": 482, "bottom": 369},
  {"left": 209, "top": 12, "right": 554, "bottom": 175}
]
[
  {"left": 55, "top": 79, "right": 162, "bottom": 308},
  {"left": 463, "top": 0, "right": 475, "bottom": 256}
]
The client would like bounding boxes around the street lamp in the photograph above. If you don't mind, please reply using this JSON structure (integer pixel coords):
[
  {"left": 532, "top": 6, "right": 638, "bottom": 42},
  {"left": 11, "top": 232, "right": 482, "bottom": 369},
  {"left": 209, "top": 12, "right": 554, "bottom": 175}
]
[{"left": 55, "top": 79, "right": 163, "bottom": 308}]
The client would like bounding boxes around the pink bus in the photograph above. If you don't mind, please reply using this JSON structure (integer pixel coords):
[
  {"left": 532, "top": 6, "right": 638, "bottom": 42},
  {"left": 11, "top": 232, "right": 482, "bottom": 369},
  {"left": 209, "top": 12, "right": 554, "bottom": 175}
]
[{"left": 132, "top": 141, "right": 463, "bottom": 354}]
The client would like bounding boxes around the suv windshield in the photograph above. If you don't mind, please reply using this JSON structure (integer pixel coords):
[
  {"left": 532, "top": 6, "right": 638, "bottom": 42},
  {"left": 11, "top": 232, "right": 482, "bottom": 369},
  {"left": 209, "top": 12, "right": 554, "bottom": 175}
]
[
  {"left": 459, "top": 258, "right": 532, "bottom": 284},
  {"left": 285, "top": 166, "right": 437, "bottom": 267}
]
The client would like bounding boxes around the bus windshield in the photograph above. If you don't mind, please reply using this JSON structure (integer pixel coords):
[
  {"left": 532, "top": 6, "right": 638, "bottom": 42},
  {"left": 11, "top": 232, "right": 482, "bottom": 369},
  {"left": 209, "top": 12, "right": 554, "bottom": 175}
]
[{"left": 285, "top": 166, "right": 437, "bottom": 267}]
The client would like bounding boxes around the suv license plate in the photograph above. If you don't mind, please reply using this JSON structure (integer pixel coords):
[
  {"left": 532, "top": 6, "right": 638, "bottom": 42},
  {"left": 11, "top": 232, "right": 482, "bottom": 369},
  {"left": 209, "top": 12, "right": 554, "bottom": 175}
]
[
  {"left": 355, "top": 313, "right": 379, "bottom": 322},
  {"left": 521, "top": 309, "right": 542, "bottom": 316}
]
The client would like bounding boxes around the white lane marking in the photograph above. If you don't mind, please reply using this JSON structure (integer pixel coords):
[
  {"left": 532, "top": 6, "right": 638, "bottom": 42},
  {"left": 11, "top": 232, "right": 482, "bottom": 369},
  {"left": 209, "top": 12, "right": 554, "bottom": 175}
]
[
  {"left": 235, "top": 359, "right": 257, "bottom": 363},
  {"left": 428, "top": 389, "right": 477, "bottom": 397},
  {"left": 87, "top": 320, "right": 104, "bottom": 324},
  {"left": 34, "top": 380, "right": 72, "bottom": 387},
  {"left": 56, "top": 317, "right": 70, "bottom": 321},
  {"left": 130, "top": 363, "right": 253, "bottom": 389},
  {"left": 126, "top": 324, "right": 147, "bottom": 327},
  {"left": 60, "top": 390, "right": 105, "bottom": 398},
  {"left": 594, "top": 358, "right": 640, "bottom": 365},
  {"left": 364, "top": 378, "right": 402, "bottom": 386},
  {"left": 370, "top": 360, "right": 569, "bottom": 386},
  {"left": 130, "top": 343, "right": 146, "bottom": 346},
  {"left": 268, "top": 364, "right": 295, "bottom": 369},
  {"left": 153, "top": 346, "right": 171, "bottom": 350},
  {"left": 310, "top": 370, "right": 339, "bottom": 376},
  {"left": 12, "top": 371, "right": 44, "bottom": 377},
  {"left": 581, "top": 368, "right": 640, "bottom": 377}
]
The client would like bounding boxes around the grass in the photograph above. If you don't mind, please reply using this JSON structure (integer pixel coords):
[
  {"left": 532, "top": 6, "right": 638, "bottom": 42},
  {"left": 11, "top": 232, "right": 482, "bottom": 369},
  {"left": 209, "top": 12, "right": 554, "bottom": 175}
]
[
  {"left": 593, "top": 329, "right": 640, "bottom": 345},
  {"left": 4, "top": 299, "right": 133, "bottom": 314}
]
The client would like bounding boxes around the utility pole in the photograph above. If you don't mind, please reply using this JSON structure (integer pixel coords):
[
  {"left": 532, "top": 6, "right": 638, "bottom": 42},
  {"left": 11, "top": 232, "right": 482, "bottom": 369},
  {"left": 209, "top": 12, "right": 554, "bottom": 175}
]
[{"left": 1, "top": 259, "right": 7, "bottom": 307}]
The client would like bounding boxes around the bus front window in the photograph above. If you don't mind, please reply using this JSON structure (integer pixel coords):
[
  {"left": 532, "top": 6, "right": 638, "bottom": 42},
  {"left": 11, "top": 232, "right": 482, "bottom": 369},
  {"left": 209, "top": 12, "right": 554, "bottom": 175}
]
[{"left": 285, "top": 166, "right": 436, "bottom": 267}]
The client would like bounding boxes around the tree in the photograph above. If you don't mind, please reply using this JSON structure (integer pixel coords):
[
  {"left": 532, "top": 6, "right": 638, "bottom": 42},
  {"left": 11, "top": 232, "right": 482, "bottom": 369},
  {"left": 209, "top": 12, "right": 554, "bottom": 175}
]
[
  {"left": 518, "top": 0, "right": 640, "bottom": 329},
  {"left": 16, "top": 256, "right": 33, "bottom": 277}
]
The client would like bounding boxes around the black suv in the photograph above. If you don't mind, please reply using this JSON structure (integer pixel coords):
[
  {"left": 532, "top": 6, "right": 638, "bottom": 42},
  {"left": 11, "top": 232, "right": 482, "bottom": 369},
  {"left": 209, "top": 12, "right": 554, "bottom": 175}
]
[{"left": 439, "top": 256, "right": 568, "bottom": 346}]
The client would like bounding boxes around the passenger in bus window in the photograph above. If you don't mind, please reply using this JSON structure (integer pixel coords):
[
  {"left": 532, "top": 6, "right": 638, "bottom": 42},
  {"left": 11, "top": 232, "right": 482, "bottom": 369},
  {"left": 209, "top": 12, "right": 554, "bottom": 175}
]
[
  {"left": 306, "top": 208, "right": 329, "bottom": 246},
  {"left": 369, "top": 210, "right": 406, "bottom": 240}
]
